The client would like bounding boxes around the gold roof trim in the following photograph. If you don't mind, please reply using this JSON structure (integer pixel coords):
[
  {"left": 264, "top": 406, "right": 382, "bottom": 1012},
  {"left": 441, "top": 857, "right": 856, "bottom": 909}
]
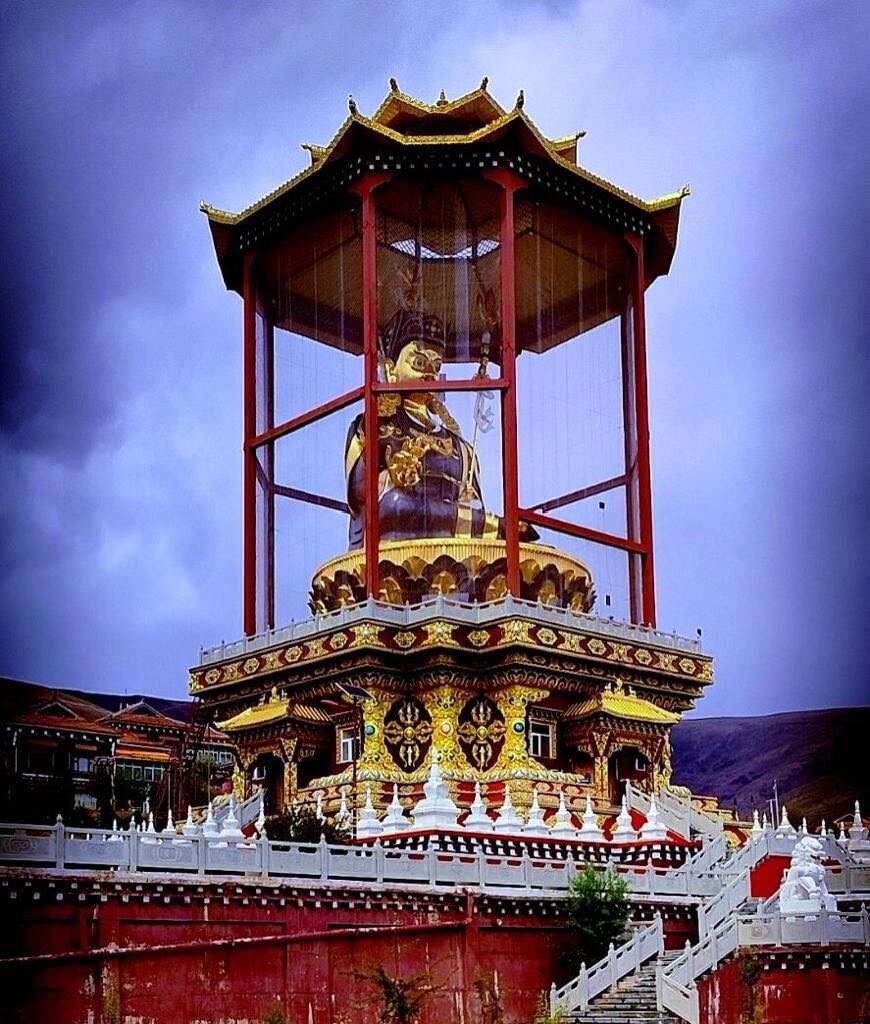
[
  {"left": 566, "top": 680, "right": 680, "bottom": 725},
  {"left": 201, "top": 89, "right": 687, "bottom": 230},
  {"left": 216, "top": 687, "right": 333, "bottom": 732},
  {"left": 370, "top": 84, "right": 507, "bottom": 126}
]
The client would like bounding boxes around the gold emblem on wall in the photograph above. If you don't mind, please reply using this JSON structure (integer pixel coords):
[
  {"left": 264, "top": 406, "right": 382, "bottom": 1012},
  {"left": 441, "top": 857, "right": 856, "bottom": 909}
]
[
  {"left": 383, "top": 695, "right": 433, "bottom": 772},
  {"left": 457, "top": 694, "right": 506, "bottom": 771}
]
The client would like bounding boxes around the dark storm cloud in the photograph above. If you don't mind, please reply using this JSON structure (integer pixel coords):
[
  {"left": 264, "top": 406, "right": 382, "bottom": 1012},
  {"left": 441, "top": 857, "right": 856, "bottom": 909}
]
[{"left": 0, "top": 1, "right": 867, "bottom": 715}]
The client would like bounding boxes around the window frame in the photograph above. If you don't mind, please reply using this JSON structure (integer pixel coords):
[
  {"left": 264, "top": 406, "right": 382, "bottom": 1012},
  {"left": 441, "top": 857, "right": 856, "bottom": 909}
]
[{"left": 527, "top": 718, "right": 556, "bottom": 760}]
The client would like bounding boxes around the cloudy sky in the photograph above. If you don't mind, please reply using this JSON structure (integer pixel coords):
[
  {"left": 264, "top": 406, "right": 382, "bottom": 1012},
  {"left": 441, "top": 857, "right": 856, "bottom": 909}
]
[{"left": 1, "top": 1, "right": 866, "bottom": 717}]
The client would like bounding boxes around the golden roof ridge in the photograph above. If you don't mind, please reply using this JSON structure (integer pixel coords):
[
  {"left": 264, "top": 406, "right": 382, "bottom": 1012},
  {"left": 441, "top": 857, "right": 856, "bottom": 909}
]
[{"left": 200, "top": 92, "right": 687, "bottom": 228}]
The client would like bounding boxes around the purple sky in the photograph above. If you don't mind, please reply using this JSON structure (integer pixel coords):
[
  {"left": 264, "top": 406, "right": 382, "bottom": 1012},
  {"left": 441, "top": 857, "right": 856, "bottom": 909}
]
[{"left": 1, "top": 2, "right": 867, "bottom": 716}]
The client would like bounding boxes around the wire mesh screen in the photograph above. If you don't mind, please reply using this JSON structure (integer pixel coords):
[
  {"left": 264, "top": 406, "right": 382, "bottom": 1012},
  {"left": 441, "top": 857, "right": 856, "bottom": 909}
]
[
  {"left": 515, "top": 195, "right": 633, "bottom": 620},
  {"left": 376, "top": 177, "right": 501, "bottom": 367}
]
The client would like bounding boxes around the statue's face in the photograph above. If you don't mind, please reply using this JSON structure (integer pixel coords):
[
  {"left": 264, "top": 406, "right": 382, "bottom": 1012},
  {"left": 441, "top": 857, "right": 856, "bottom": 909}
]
[{"left": 393, "top": 340, "right": 443, "bottom": 383}]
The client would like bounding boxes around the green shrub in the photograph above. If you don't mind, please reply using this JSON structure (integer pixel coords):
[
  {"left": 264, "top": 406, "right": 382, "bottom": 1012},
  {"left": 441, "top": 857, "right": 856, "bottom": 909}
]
[{"left": 562, "top": 864, "right": 630, "bottom": 975}]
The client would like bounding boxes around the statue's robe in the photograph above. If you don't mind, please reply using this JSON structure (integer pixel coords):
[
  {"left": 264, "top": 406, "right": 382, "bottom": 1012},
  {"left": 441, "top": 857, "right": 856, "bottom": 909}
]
[{"left": 345, "top": 400, "right": 500, "bottom": 549}]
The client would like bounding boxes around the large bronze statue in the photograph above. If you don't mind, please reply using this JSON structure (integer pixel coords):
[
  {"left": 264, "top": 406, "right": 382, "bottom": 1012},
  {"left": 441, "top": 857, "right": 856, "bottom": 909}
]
[{"left": 345, "top": 308, "right": 530, "bottom": 548}]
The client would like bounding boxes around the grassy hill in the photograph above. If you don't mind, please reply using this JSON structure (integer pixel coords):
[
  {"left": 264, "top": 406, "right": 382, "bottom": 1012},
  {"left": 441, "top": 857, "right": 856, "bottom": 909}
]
[{"left": 671, "top": 707, "right": 869, "bottom": 829}]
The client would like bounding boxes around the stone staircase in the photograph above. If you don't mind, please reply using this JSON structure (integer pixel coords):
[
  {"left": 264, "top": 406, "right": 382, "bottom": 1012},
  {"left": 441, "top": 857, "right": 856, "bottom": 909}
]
[{"left": 565, "top": 953, "right": 681, "bottom": 1023}]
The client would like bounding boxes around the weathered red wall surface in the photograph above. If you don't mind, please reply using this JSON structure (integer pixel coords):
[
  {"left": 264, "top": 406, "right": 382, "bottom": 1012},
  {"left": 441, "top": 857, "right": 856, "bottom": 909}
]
[
  {"left": 699, "top": 952, "right": 870, "bottom": 1024},
  {"left": 2, "top": 874, "right": 694, "bottom": 1024}
]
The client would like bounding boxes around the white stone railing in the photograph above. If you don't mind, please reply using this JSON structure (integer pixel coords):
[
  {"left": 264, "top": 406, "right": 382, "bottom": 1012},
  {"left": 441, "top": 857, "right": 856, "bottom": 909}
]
[
  {"left": 550, "top": 913, "right": 663, "bottom": 1016},
  {"left": 682, "top": 833, "right": 729, "bottom": 874},
  {"left": 658, "top": 907, "right": 870, "bottom": 1024},
  {"left": 0, "top": 820, "right": 723, "bottom": 897},
  {"left": 199, "top": 594, "right": 702, "bottom": 665},
  {"left": 625, "top": 782, "right": 724, "bottom": 841},
  {"left": 826, "top": 860, "right": 870, "bottom": 897},
  {"left": 696, "top": 870, "right": 751, "bottom": 936}
]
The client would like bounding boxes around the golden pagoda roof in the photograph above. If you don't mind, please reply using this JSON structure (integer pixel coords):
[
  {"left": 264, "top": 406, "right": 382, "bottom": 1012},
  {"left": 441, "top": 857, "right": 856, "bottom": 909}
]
[
  {"left": 201, "top": 82, "right": 688, "bottom": 270},
  {"left": 566, "top": 682, "right": 680, "bottom": 725},
  {"left": 216, "top": 689, "right": 332, "bottom": 732}
]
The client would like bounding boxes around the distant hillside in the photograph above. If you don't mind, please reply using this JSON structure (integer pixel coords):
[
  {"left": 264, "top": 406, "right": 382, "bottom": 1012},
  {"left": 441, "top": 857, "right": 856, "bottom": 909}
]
[{"left": 671, "top": 707, "right": 869, "bottom": 828}]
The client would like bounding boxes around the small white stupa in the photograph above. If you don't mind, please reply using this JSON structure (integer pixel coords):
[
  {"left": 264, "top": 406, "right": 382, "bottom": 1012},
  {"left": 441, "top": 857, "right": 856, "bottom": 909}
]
[
  {"left": 848, "top": 800, "right": 870, "bottom": 860},
  {"left": 161, "top": 809, "right": 177, "bottom": 838},
  {"left": 182, "top": 805, "right": 200, "bottom": 838},
  {"left": 381, "top": 784, "right": 409, "bottom": 834},
  {"left": 464, "top": 781, "right": 494, "bottom": 831},
  {"left": 492, "top": 783, "right": 524, "bottom": 833},
  {"left": 355, "top": 784, "right": 384, "bottom": 839},
  {"left": 410, "top": 748, "right": 460, "bottom": 831},
  {"left": 639, "top": 795, "right": 668, "bottom": 841},
  {"left": 142, "top": 812, "right": 158, "bottom": 844},
  {"left": 220, "top": 794, "right": 245, "bottom": 840},
  {"left": 575, "top": 795, "right": 604, "bottom": 842},
  {"left": 523, "top": 787, "right": 549, "bottom": 837},
  {"left": 775, "top": 804, "right": 797, "bottom": 838},
  {"left": 751, "top": 809, "right": 763, "bottom": 838},
  {"left": 549, "top": 791, "right": 577, "bottom": 837},
  {"left": 203, "top": 800, "right": 220, "bottom": 838},
  {"left": 611, "top": 795, "right": 636, "bottom": 842}
]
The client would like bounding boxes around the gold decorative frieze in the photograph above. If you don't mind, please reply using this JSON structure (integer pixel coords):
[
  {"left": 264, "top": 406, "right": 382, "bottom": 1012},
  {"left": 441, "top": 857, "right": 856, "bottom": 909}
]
[{"left": 190, "top": 615, "right": 712, "bottom": 694}]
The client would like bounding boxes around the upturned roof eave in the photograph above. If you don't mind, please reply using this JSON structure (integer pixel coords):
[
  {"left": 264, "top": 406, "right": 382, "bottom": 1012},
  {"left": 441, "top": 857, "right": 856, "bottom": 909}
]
[{"left": 201, "top": 109, "right": 686, "bottom": 231}]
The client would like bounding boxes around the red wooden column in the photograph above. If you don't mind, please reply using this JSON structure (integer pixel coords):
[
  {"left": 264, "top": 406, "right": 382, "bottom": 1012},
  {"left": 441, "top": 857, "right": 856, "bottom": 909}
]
[
  {"left": 485, "top": 168, "right": 525, "bottom": 598},
  {"left": 625, "top": 233, "right": 656, "bottom": 627},
  {"left": 242, "top": 252, "right": 258, "bottom": 636},
  {"left": 351, "top": 173, "right": 390, "bottom": 598},
  {"left": 620, "top": 304, "right": 642, "bottom": 623},
  {"left": 263, "top": 317, "right": 276, "bottom": 630}
]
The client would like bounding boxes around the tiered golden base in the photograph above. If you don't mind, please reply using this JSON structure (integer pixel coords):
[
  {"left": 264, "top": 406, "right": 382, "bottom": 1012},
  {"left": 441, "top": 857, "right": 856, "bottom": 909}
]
[{"left": 310, "top": 537, "right": 595, "bottom": 613}]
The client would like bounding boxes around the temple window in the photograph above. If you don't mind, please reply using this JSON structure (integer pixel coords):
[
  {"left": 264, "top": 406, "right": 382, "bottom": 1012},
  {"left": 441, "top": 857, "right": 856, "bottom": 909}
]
[
  {"left": 528, "top": 719, "right": 555, "bottom": 760},
  {"left": 338, "top": 726, "right": 356, "bottom": 764}
]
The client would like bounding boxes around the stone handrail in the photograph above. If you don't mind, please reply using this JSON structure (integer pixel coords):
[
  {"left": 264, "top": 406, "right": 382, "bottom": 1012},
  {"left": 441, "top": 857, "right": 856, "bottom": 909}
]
[
  {"left": 550, "top": 913, "right": 663, "bottom": 1015},
  {"left": 625, "top": 783, "right": 724, "bottom": 841},
  {"left": 659, "top": 786, "right": 723, "bottom": 839},
  {"left": 696, "top": 869, "right": 751, "bottom": 936},
  {"left": 199, "top": 594, "right": 702, "bottom": 665},
  {"left": 0, "top": 820, "right": 722, "bottom": 897},
  {"left": 658, "top": 907, "right": 870, "bottom": 1024}
]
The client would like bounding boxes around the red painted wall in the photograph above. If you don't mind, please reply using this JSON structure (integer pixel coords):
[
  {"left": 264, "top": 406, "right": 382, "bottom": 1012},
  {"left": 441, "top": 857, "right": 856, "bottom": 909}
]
[
  {"left": 2, "top": 878, "right": 594, "bottom": 1024},
  {"left": 750, "top": 855, "right": 789, "bottom": 898},
  {"left": 699, "top": 954, "right": 870, "bottom": 1024}
]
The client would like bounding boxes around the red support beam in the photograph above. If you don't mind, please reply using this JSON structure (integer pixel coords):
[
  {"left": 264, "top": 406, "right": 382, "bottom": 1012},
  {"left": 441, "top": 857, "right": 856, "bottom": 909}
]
[
  {"left": 626, "top": 233, "right": 656, "bottom": 626},
  {"left": 531, "top": 474, "right": 627, "bottom": 514},
  {"left": 242, "top": 253, "right": 257, "bottom": 636},
  {"left": 519, "top": 508, "right": 646, "bottom": 555},
  {"left": 248, "top": 386, "right": 365, "bottom": 450},
  {"left": 273, "top": 484, "right": 349, "bottom": 515},
  {"left": 351, "top": 172, "right": 391, "bottom": 598},
  {"left": 485, "top": 168, "right": 525, "bottom": 598},
  {"left": 372, "top": 378, "right": 509, "bottom": 394}
]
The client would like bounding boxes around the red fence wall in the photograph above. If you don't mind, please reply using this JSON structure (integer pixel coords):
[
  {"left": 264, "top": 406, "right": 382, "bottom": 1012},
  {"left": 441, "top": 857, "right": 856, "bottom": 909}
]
[
  {"left": 2, "top": 873, "right": 696, "bottom": 1024},
  {"left": 699, "top": 951, "right": 869, "bottom": 1024}
]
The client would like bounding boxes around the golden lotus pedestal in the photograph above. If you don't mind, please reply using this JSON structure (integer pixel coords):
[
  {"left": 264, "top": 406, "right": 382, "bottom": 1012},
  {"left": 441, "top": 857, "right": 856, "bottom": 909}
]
[{"left": 309, "top": 537, "right": 595, "bottom": 613}]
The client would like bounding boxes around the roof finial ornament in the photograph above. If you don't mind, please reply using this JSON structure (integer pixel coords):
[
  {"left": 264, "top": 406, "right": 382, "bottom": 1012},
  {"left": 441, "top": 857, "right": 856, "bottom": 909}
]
[
  {"left": 436, "top": 89, "right": 448, "bottom": 107},
  {"left": 389, "top": 77, "right": 399, "bottom": 93},
  {"left": 480, "top": 76, "right": 489, "bottom": 91},
  {"left": 515, "top": 89, "right": 525, "bottom": 110},
  {"left": 348, "top": 94, "right": 358, "bottom": 116}
]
